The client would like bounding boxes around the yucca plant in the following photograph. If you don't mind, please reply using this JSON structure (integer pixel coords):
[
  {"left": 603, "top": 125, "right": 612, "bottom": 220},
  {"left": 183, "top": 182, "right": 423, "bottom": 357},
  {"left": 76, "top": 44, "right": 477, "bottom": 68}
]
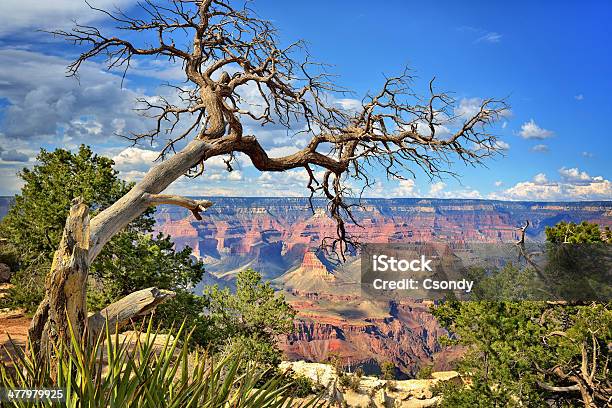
[{"left": 1, "top": 319, "right": 325, "bottom": 407}]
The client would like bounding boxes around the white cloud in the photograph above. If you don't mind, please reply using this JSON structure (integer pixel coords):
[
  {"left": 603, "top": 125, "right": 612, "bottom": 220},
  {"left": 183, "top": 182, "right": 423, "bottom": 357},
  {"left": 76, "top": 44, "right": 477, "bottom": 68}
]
[
  {"left": 494, "top": 140, "right": 510, "bottom": 150},
  {"left": 455, "top": 97, "right": 483, "bottom": 119},
  {"left": 227, "top": 170, "right": 243, "bottom": 181},
  {"left": 455, "top": 97, "right": 511, "bottom": 121},
  {"left": 334, "top": 98, "right": 362, "bottom": 112},
  {"left": 0, "top": 0, "right": 138, "bottom": 37},
  {"left": 533, "top": 173, "right": 548, "bottom": 184},
  {"left": 574, "top": 94, "right": 584, "bottom": 101},
  {"left": 494, "top": 180, "right": 503, "bottom": 187},
  {"left": 519, "top": 119, "right": 554, "bottom": 139},
  {"left": 112, "top": 147, "right": 158, "bottom": 172},
  {"left": 492, "top": 181, "right": 561, "bottom": 201},
  {"left": 414, "top": 121, "right": 452, "bottom": 138},
  {"left": 423, "top": 181, "right": 482, "bottom": 199},
  {"left": 429, "top": 182, "right": 446, "bottom": 196},
  {"left": 391, "top": 179, "right": 419, "bottom": 197},
  {"left": 450, "top": 189, "right": 482, "bottom": 199},
  {"left": 267, "top": 146, "right": 301, "bottom": 157},
  {"left": 530, "top": 144, "right": 549, "bottom": 153},
  {"left": 558, "top": 167, "right": 593, "bottom": 183},
  {"left": 491, "top": 168, "right": 611, "bottom": 201},
  {"left": 476, "top": 32, "right": 502, "bottom": 43}
]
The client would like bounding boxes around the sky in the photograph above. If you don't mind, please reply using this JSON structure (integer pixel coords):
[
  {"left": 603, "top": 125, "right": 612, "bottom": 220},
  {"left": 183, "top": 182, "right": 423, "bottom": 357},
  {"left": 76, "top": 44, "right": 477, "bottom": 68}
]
[{"left": 0, "top": 0, "right": 610, "bottom": 201}]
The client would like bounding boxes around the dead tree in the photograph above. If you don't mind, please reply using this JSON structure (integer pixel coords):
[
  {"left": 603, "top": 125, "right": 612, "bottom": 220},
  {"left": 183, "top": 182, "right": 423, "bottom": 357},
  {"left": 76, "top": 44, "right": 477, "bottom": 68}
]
[{"left": 29, "top": 0, "right": 509, "bottom": 350}]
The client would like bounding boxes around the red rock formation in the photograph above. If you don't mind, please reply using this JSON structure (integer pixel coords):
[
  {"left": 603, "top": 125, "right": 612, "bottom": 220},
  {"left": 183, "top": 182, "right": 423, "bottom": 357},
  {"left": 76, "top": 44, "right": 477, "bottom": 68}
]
[
  {"left": 300, "top": 251, "right": 335, "bottom": 281},
  {"left": 279, "top": 297, "right": 460, "bottom": 377},
  {"left": 151, "top": 197, "right": 612, "bottom": 376}
]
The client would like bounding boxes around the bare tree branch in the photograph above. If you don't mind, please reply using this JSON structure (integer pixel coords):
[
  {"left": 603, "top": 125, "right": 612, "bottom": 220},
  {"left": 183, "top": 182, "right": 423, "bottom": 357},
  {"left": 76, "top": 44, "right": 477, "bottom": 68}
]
[
  {"left": 143, "top": 193, "right": 213, "bottom": 220},
  {"left": 63, "top": 0, "right": 507, "bottom": 258}
]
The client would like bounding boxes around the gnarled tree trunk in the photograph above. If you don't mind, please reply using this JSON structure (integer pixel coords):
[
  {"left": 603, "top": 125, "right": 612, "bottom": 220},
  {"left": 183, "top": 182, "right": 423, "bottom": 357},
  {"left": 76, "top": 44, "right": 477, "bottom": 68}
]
[
  {"left": 27, "top": 199, "right": 177, "bottom": 357},
  {"left": 28, "top": 199, "right": 90, "bottom": 356}
]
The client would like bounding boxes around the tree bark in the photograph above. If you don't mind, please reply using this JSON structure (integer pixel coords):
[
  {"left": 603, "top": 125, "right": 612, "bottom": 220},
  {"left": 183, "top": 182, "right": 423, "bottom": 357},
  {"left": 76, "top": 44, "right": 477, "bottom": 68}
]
[
  {"left": 27, "top": 199, "right": 176, "bottom": 356},
  {"left": 87, "top": 287, "right": 175, "bottom": 340},
  {"left": 28, "top": 199, "right": 90, "bottom": 356}
]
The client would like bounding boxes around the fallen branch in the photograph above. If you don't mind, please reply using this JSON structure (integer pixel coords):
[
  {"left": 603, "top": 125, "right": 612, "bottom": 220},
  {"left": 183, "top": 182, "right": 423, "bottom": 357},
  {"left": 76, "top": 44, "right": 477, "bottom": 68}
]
[{"left": 88, "top": 287, "right": 175, "bottom": 339}]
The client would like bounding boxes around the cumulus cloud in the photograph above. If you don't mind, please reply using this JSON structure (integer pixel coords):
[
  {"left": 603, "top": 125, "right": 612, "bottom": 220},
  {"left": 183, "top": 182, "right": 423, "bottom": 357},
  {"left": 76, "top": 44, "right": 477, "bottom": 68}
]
[
  {"left": 519, "top": 119, "right": 554, "bottom": 139},
  {"left": 334, "top": 98, "right": 362, "bottom": 112},
  {"left": 0, "top": 148, "right": 29, "bottom": 162},
  {"left": 454, "top": 98, "right": 484, "bottom": 119},
  {"left": 454, "top": 97, "right": 511, "bottom": 121},
  {"left": 429, "top": 182, "right": 446, "bottom": 196},
  {"left": 112, "top": 147, "right": 159, "bottom": 173},
  {"left": 0, "top": 48, "right": 148, "bottom": 146},
  {"left": 558, "top": 167, "right": 593, "bottom": 183},
  {"left": 448, "top": 189, "right": 482, "bottom": 199},
  {"left": 574, "top": 94, "right": 584, "bottom": 101},
  {"left": 0, "top": 0, "right": 138, "bottom": 37},
  {"left": 391, "top": 179, "right": 419, "bottom": 197},
  {"left": 490, "top": 168, "right": 611, "bottom": 201},
  {"left": 421, "top": 181, "right": 482, "bottom": 199},
  {"left": 533, "top": 173, "right": 548, "bottom": 184},
  {"left": 267, "top": 145, "right": 301, "bottom": 158}
]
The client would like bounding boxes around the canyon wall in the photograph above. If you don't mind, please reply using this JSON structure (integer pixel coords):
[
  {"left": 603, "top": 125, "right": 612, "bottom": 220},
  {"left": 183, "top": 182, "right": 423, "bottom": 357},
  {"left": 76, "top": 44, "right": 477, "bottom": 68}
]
[{"left": 152, "top": 197, "right": 611, "bottom": 376}]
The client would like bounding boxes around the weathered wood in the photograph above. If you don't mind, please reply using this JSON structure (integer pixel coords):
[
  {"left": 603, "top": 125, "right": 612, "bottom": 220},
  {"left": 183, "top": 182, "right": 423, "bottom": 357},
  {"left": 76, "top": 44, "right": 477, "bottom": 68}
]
[
  {"left": 26, "top": 297, "right": 48, "bottom": 356},
  {"left": 88, "top": 139, "right": 213, "bottom": 262},
  {"left": 143, "top": 194, "right": 213, "bottom": 220},
  {"left": 88, "top": 287, "right": 175, "bottom": 340},
  {"left": 38, "top": 198, "right": 90, "bottom": 351}
]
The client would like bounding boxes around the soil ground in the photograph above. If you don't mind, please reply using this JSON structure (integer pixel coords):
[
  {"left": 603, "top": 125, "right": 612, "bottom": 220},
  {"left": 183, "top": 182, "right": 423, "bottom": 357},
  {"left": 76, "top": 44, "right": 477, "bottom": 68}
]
[{"left": 0, "top": 284, "right": 30, "bottom": 364}]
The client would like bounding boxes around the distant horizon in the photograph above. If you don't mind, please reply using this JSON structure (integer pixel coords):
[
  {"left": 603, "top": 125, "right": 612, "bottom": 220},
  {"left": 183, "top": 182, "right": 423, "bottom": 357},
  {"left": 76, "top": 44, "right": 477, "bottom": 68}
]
[{"left": 1, "top": 195, "right": 611, "bottom": 205}]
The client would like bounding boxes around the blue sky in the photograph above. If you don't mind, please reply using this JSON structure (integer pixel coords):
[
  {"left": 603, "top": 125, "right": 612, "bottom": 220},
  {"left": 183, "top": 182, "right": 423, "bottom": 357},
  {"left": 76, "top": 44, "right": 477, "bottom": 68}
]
[{"left": 0, "top": 0, "right": 610, "bottom": 201}]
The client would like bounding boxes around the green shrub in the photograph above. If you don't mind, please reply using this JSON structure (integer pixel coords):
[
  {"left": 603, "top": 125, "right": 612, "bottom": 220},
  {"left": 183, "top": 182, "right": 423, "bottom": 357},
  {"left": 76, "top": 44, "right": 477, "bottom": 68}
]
[
  {"left": 348, "top": 375, "right": 361, "bottom": 392},
  {"left": 337, "top": 373, "right": 360, "bottom": 392},
  {"left": 286, "top": 373, "right": 321, "bottom": 398},
  {"left": 338, "top": 374, "right": 351, "bottom": 389},
  {"left": 416, "top": 363, "right": 433, "bottom": 379},
  {"left": 0, "top": 319, "right": 323, "bottom": 407},
  {"left": 380, "top": 361, "right": 395, "bottom": 380}
]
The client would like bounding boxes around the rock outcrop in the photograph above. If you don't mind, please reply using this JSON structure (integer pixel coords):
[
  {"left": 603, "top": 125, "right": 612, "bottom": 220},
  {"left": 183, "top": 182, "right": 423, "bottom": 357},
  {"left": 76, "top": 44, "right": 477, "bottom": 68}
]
[{"left": 280, "top": 360, "right": 462, "bottom": 407}]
